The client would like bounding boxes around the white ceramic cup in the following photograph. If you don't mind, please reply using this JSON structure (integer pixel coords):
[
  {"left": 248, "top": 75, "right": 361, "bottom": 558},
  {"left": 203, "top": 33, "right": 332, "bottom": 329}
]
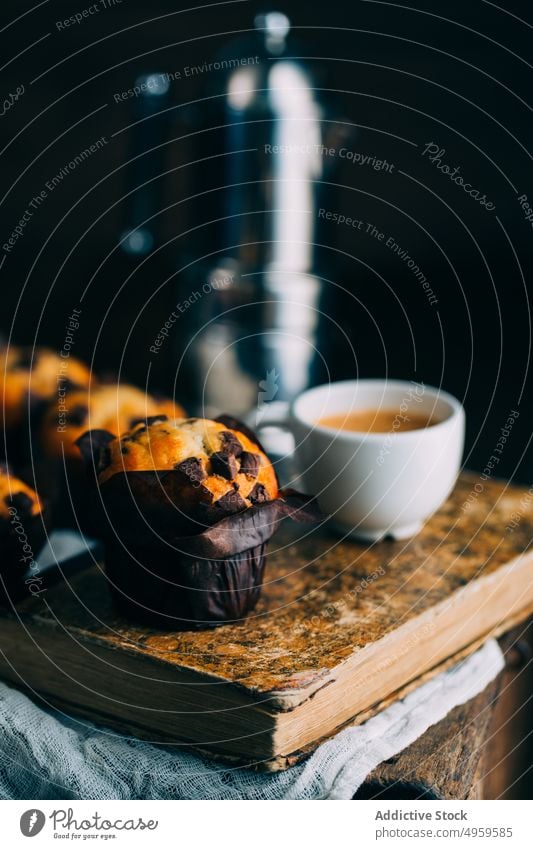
[{"left": 260, "top": 379, "right": 465, "bottom": 540}]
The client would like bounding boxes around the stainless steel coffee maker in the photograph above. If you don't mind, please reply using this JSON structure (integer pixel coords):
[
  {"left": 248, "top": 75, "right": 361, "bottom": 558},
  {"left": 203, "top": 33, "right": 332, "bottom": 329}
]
[{"left": 174, "top": 12, "right": 350, "bottom": 420}]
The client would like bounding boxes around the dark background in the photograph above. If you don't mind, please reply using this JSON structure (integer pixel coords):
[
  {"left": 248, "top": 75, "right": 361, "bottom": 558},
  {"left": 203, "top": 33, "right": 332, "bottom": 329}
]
[
  {"left": 1, "top": 0, "right": 532, "bottom": 482},
  {"left": 0, "top": 0, "right": 532, "bottom": 803}
]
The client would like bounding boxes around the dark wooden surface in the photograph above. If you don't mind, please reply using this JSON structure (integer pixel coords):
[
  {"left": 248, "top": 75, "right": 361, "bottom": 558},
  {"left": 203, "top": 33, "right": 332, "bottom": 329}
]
[{"left": 355, "top": 622, "right": 533, "bottom": 800}]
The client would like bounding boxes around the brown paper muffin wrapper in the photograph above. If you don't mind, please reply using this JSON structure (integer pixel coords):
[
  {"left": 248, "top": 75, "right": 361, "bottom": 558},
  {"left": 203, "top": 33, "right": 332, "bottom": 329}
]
[
  {"left": 101, "top": 483, "right": 319, "bottom": 629},
  {"left": 105, "top": 537, "right": 268, "bottom": 628},
  {"left": 76, "top": 421, "right": 322, "bottom": 629}
]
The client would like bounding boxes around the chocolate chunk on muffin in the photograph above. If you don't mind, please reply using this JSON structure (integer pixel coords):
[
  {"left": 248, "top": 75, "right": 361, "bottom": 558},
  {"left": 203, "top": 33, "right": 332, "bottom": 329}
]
[
  {"left": 239, "top": 451, "right": 260, "bottom": 478},
  {"left": 95, "top": 417, "right": 279, "bottom": 527},
  {"left": 174, "top": 456, "right": 207, "bottom": 484},
  {"left": 248, "top": 482, "right": 269, "bottom": 504}
]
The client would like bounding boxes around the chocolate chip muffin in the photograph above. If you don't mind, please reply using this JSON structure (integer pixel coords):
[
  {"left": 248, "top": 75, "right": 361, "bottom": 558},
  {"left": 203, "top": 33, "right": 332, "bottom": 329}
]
[
  {"left": 97, "top": 416, "right": 278, "bottom": 527},
  {"left": 77, "top": 416, "right": 317, "bottom": 629},
  {"left": 0, "top": 463, "right": 47, "bottom": 604},
  {"left": 41, "top": 383, "right": 186, "bottom": 460},
  {"left": 0, "top": 345, "right": 91, "bottom": 430}
]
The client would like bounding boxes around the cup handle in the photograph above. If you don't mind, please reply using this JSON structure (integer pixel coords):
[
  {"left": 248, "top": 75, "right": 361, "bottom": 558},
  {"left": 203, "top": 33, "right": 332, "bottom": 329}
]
[
  {"left": 246, "top": 401, "right": 297, "bottom": 456},
  {"left": 254, "top": 400, "right": 290, "bottom": 428},
  {"left": 249, "top": 401, "right": 314, "bottom": 493}
]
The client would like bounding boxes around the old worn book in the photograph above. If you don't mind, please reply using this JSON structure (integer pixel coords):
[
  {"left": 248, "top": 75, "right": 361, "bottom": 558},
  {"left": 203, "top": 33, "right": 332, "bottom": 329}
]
[{"left": 0, "top": 472, "right": 532, "bottom": 770}]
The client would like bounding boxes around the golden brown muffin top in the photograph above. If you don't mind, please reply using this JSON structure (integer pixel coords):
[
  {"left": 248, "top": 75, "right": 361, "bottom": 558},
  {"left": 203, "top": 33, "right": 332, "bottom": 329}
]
[
  {"left": 0, "top": 467, "right": 42, "bottom": 519},
  {"left": 41, "top": 383, "right": 186, "bottom": 459},
  {"left": 97, "top": 417, "right": 279, "bottom": 513},
  {"left": 1, "top": 346, "right": 91, "bottom": 428}
]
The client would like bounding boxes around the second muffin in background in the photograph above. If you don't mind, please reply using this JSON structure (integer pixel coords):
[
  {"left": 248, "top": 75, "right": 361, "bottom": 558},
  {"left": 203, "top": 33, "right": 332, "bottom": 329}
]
[
  {"left": 40, "top": 382, "right": 186, "bottom": 460},
  {"left": 0, "top": 345, "right": 92, "bottom": 466},
  {"left": 39, "top": 383, "right": 185, "bottom": 529}
]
